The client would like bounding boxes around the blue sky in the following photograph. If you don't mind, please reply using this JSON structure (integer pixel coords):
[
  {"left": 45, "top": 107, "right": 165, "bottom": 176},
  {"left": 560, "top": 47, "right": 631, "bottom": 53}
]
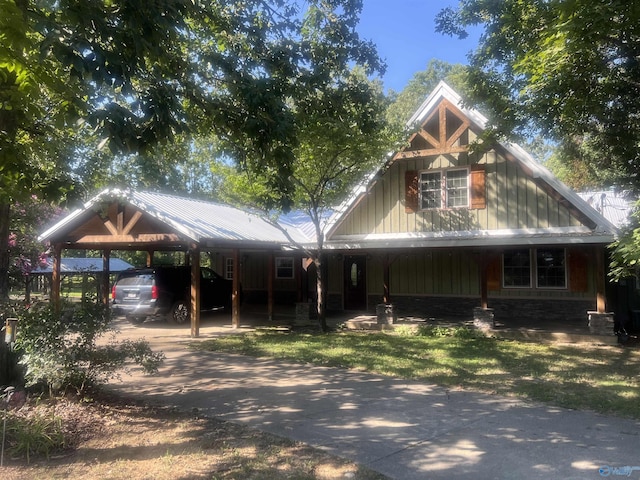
[{"left": 356, "top": 1, "right": 480, "bottom": 92}]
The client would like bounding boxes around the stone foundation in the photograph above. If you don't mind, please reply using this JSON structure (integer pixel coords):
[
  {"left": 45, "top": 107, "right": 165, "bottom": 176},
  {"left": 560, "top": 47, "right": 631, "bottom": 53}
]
[
  {"left": 473, "top": 307, "right": 495, "bottom": 331},
  {"left": 587, "top": 311, "right": 615, "bottom": 336},
  {"left": 376, "top": 304, "right": 397, "bottom": 325}
]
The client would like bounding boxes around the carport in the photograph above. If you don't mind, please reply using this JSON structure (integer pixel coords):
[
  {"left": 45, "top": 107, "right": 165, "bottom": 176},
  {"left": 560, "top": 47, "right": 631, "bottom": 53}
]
[{"left": 38, "top": 188, "right": 308, "bottom": 337}]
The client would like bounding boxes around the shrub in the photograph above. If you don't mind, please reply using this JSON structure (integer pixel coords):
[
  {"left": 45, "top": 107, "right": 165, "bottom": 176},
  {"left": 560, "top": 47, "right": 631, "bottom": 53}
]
[{"left": 14, "top": 298, "right": 164, "bottom": 394}]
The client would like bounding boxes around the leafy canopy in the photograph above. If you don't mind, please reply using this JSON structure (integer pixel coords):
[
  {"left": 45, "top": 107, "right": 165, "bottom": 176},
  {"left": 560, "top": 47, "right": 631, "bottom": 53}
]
[{"left": 436, "top": 0, "right": 640, "bottom": 191}]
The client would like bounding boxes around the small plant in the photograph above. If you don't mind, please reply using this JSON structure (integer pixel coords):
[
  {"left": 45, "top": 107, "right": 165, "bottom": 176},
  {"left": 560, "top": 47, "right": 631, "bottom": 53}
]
[
  {"left": 14, "top": 297, "right": 164, "bottom": 394},
  {"left": 5, "top": 409, "right": 65, "bottom": 463}
]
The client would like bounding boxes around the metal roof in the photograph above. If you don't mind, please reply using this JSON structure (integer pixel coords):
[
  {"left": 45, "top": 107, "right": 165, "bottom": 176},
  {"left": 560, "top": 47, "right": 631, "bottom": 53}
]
[
  {"left": 31, "top": 257, "right": 133, "bottom": 274},
  {"left": 39, "top": 189, "right": 313, "bottom": 247},
  {"left": 578, "top": 190, "right": 635, "bottom": 229}
]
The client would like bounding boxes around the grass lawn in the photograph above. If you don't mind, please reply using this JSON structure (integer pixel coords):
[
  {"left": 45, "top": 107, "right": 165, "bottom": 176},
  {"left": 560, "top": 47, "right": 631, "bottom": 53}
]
[{"left": 192, "top": 325, "right": 640, "bottom": 419}]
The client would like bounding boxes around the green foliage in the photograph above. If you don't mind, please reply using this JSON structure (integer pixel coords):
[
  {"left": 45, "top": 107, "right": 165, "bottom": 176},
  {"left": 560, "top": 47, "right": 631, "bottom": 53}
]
[
  {"left": 436, "top": 0, "right": 640, "bottom": 192},
  {"left": 609, "top": 206, "right": 640, "bottom": 282},
  {"left": 386, "top": 60, "right": 469, "bottom": 127},
  {"left": 4, "top": 409, "right": 65, "bottom": 464},
  {"left": 14, "top": 299, "right": 164, "bottom": 393}
]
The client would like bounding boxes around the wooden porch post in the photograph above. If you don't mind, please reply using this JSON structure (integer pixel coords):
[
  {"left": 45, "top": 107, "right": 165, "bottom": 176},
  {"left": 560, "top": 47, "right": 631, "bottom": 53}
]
[
  {"left": 383, "top": 253, "right": 391, "bottom": 304},
  {"left": 267, "top": 251, "right": 274, "bottom": 321},
  {"left": 232, "top": 248, "right": 240, "bottom": 328},
  {"left": 102, "top": 249, "right": 111, "bottom": 307},
  {"left": 596, "top": 246, "right": 607, "bottom": 313},
  {"left": 190, "top": 245, "right": 201, "bottom": 338},
  {"left": 146, "top": 250, "right": 154, "bottom": 267},
  {"left": 51, "top": 244, "right": 62, "bottom": 312},
  {"left": 480, "top": 258, "right": 489, "bottom": 309}
]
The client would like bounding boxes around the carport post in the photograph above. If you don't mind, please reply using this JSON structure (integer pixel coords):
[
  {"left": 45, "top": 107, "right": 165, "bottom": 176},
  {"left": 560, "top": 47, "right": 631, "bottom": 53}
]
[
  {"left": 51, "top": 244, "right": 62, "bottom": 312},
  {"left": 268, "top": 251, "right": 274, "bottom": 321},
  {"left": 232, "top": 248, "right": 240, "bottom": 328},
  {"left": 190, "top": 246, "right": 201, "bottom": 338},
  {"left": 102, "top": 249, "right": 111, "bottom": 307}
]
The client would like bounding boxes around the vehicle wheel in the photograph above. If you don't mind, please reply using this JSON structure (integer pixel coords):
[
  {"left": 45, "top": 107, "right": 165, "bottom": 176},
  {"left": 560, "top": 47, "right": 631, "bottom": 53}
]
[
  {"left": 169, "top": 301, "right": 190, "bottom": 324},
  {"left": 126, "top": 315, "right": 146, "bottom": 325}
]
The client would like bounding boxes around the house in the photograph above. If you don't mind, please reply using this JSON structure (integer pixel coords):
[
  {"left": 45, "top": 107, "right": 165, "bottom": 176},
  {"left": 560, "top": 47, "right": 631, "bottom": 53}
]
[
  {"left": 312, "top": 82, "right": 618, "bottom": 327},
  {"left": 39, "top": 82, "right": 619, "bottom": 334}
]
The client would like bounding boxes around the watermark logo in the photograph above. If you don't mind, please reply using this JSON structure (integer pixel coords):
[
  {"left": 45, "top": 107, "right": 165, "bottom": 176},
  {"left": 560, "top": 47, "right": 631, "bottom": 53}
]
[{"left": 599, "top": 465, "right": 640, "bottom": 477}]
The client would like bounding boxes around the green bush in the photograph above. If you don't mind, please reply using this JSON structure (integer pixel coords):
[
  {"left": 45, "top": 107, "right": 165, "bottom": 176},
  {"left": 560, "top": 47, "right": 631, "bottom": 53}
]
[{"left": 14, "top": 298, "right": 164, "bottom": 393}]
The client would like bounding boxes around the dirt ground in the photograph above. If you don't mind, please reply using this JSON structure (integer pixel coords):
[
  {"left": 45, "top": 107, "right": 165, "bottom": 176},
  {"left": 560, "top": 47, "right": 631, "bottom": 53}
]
[{"left": 2, "top": 394, "right": 387, "bottom": 480}]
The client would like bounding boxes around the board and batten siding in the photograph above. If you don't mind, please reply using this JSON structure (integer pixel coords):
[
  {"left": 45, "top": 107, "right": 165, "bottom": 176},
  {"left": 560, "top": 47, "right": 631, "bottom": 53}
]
[{"left": 332, "top": 149, "right": 582, "bottom": 237}]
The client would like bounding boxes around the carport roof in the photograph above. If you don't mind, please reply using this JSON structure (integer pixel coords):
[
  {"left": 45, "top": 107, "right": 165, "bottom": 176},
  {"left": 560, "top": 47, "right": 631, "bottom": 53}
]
[{"left": 39, "top": 188, "right": 313, "bottom": 248}]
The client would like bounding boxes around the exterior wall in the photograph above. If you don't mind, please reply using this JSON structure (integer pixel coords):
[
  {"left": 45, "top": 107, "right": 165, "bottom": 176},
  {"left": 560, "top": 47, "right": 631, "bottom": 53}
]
[
  {"left": 323, "top": 247, "right": 598, "bottom": 323},
  {"left": 332, "top": 149, "right": 582, "bottom": 237}
]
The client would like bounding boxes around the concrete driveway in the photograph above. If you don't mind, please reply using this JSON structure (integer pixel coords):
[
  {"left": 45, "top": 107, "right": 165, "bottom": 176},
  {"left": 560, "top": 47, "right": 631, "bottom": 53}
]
[{"left": 106, "top": 315, "right": 640, "bottom": 480}]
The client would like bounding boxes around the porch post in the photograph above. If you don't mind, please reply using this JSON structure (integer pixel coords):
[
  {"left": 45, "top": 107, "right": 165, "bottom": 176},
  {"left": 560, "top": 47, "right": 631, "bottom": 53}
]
[
  {"left": 479, "top": 258, "right": 489, "bottom": 309},
  {"left": 232, "top": 248, "right": 240, "bottom": 328},
  {"left": 190, "top": 245, "right": 201, "bottom": 338},
  {"left": 102, "top": 249, "right": 111, "bottom": 307},
  {"left": 383, "top": 253, "right": 391, "bottom": 304},
  {"left": 51, "top": 244, "right": 62, "bottom": 312},
  {"left": 596, "top": 246, "right": 607, "bottom": 313},
  {"left": 146, "top": 250, "right": 154, "bottom": 267},
  {"left": 267, "top": 251, "right": 274, "bottom": 321}
]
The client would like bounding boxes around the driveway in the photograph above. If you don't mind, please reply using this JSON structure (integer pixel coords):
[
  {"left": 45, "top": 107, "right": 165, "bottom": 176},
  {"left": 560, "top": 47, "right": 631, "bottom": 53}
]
[{"left": 106, "top": 315, "right": 640, "bottom": 480}]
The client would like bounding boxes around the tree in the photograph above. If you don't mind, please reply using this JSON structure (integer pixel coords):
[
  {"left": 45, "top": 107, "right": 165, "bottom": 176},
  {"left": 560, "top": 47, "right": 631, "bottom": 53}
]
[
  {"left": 386, "top": 60, "right": 469, "bottom": 127},
  {"left": 0, "top": 0, "right": 383, "bottom": 297},
  {"left": 436, "top": 0, "right": 640, "bottom": 190},
  {"left": 221, "top": 69, "right": 397, "bottom": 330}
]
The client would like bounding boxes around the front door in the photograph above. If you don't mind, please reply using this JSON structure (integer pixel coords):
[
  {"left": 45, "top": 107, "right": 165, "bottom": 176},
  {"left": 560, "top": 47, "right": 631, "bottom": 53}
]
[{"left": 344, "top": 255, "right": 367, "bottom": 310}]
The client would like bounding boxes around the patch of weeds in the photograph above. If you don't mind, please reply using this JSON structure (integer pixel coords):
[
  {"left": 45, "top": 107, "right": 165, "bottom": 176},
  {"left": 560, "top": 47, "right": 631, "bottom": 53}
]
[{"left": 5, "top": 409, "right": 66, "bottom": 463}]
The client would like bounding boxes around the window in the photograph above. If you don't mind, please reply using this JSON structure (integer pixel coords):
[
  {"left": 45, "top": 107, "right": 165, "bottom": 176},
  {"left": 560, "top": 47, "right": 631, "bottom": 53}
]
[
  {"left": 536, "top": 248, "right": 566, "bottom": 288},
  {"left": 225, "top": 258, "right": 234, "bottom": 280},
  {"left": 502, "top": 248, "right": 567, "bottom": 289},
  {"left": 503, "top": 249, "right": 531, "bottom": 288},
  {"left": 275, "top": 257, "right": 294, "bottom": 279},
  {"left": 419, "top": 168, "right": 469, "bottom": 210}
]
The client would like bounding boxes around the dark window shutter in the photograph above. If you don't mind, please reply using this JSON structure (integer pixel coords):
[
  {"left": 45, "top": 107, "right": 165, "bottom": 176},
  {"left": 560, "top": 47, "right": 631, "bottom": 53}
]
[
  {"left": 470, "top": 164, "right": 486, "bottom": 209},
  {"left": 569, "top": 250, "right": 588, "bottom": 292},
  {"left": 405, "top": 170, "right": 419, "bottom": 213}
]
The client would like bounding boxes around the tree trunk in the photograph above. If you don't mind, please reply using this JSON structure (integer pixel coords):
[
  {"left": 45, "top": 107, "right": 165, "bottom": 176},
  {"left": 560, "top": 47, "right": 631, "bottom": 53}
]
[
  {"left": 315, "top": 252, "right": 328, "bottom": 332},
  {"left": 0, "top": 203, "right": 10, "bottom": 301}
]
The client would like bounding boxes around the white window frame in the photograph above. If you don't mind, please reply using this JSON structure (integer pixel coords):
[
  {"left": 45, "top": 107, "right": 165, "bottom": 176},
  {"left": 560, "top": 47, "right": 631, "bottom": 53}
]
[
  {"left": 275, "top": 257, "right": 295, "bottom": 279},
  {"left": 502, "top": 248, "right": 567, "bottom": 290},
  {"left": 535, "top": 248, "right": 567, "bottom": 289},
  {"left": 224, "top": 258, "right": 234, "bottom": 280},
  {"left": 502, "top": 249, "right": 532, "bottom": 288},
  {"left": 419, "top": 167, "right": 469, "bottom": 210}
]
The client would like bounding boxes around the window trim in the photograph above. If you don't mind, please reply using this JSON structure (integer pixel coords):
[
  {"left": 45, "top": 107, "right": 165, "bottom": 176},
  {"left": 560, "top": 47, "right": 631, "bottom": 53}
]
[
  {"left": 502, "top": 249, "right": 532, "bottom": 289},
  {"left": 419, "top": 167, "right": 470, "bottom": 210},
  {"left": 502, "top": 248, "right": 567, "bottom": 290},
  {"left": 275, "top": 257, "right": 295, "bottom": 280},
  {"left": 535, "top": 248, "right": 567, "bottom": 289},
  {"left": 224, "top": 257, "right": 234, "bottom": 280}
]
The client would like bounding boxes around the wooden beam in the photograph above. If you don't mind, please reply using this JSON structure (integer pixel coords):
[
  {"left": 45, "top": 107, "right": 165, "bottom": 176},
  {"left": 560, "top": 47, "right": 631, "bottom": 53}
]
[
  {"left": 232, "top": 249, "right": 240, "bottom": 328},
  {"left": 51, "top": 244, "right": 62, "bottom": 312},
  {"left": 383, "top": 253, "right": 391, "bottom": 304},
  {"left": 102, "top": 249, "right": 111, "bottom": 307},
  {"left": 417, "top": 129, "right": 440, "bottom": 149},
  {"left": 71, "top": 233, "right": 182, "bottom": 244},
  {"left": 596, "top": 246, "right": 607, "bottom": 313},
  {"left": 268, "top": 251, "right": 274, "bottom": 321},
  {"left": 393, "top": 146, "right": 469, "bottom": 160},
  {"left": 190, "top": 246, "right": 201, "bottom": 338},
  {"left": 122, "top": 210, "right": 143, "bottom": 235}
]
